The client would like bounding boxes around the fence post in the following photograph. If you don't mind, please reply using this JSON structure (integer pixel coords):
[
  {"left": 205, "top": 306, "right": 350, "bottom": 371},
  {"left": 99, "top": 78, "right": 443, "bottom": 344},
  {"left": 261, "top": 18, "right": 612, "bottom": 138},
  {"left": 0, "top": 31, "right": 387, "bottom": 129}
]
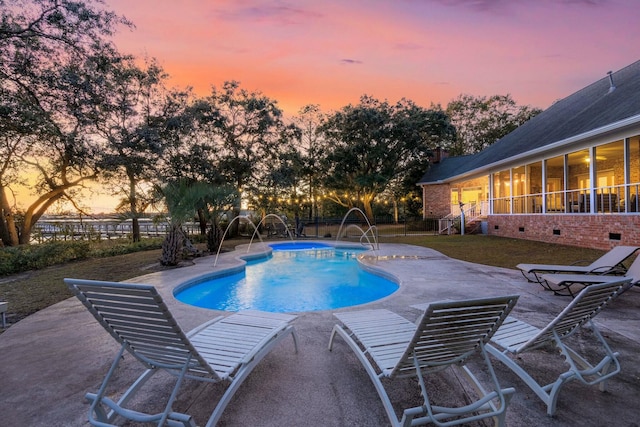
[{"left": 459, "top": 201, "right": 465, "bottom": 236}]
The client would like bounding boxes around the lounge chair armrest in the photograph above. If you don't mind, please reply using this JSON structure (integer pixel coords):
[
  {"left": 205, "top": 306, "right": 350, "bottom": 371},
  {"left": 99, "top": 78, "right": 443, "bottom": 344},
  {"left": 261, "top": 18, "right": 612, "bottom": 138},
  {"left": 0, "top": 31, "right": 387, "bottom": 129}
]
[{"left": 587, "top": 266, "right": 625, "bottom": 275}]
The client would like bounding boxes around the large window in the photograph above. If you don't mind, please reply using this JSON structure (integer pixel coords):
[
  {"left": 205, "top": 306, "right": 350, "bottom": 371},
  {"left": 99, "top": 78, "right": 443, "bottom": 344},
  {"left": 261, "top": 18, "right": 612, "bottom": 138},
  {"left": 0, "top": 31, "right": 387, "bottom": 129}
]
[
  {"left": 526, "top": 162, "right": 542, "bottom": 213},
  {"left": 450, "top": 177, "right": 489, "bottom": 216},
  {"left": 545, "top": 155, "right": 565, "bottom": 212},
  {"left": 566, "top": 149, "right": 590, "bottom": 212},
  {"left": 511, "top": 166, "right": 526, "bottom": 213},
  {"left": 485, "top": 134, "right": 640, "bottom": 215},
  {"left": 492, "top": 170, "right": 511, "bottom": 214},
  {"left": 628, "top": 136, "right": 640, "bottom": 212},
  {"left": 594, "top": 140, "right": 624, "bottom": 212}
]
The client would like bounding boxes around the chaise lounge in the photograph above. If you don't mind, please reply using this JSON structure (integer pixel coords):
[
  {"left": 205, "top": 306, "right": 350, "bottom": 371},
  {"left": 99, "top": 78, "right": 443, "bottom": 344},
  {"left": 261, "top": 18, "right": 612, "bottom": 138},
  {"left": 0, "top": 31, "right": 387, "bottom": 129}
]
[
  {"left": 65, "top": 278, "right": 298, "bottom": 427},
  {"left": 541, "top": 253, "right": 640, "bottom": 297},
  {"left": 328, "top": 295, "right": 519, "bottom": 427},
  {"left": 516, "top": 245, "right": 638, "bottom": 288},
  {"left": 486, "top": 279, "right": 632, "bottom": 415}
]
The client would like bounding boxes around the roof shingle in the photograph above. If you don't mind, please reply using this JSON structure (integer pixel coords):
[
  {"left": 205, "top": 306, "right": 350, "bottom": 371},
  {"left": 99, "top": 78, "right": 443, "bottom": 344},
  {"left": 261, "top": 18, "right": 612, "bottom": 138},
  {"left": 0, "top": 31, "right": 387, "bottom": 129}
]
[{"left": 419, "top": 60, "right": 640, "bottom": 184}]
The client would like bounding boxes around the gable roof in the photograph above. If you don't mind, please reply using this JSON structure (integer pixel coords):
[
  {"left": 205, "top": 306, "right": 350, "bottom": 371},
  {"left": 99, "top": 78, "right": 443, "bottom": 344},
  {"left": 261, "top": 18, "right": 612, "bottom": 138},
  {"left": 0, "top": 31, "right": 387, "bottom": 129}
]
[{"left": 419, "top": 60, "right": 640, "bottom": 184}]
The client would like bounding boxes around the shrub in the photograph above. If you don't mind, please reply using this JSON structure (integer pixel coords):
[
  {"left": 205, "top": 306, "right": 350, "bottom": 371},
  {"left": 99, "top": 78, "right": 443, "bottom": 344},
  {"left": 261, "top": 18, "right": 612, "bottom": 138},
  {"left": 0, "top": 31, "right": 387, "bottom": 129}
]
[
  {"left": 0, "top": 238, "right": 164, "bottom": 277},
  {"left": 89, "top": 238, "right": 163, "bottom": 258},
  {"left": 0, "top": 241, "right": 90, "bottom": 276}
]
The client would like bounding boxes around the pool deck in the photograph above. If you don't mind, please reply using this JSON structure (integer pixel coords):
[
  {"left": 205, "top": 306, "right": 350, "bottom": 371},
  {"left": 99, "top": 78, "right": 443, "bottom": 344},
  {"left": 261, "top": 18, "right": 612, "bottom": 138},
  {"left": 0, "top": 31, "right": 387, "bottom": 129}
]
[{"left": 1, "top": 242, "right": 639, "bottom": 426}]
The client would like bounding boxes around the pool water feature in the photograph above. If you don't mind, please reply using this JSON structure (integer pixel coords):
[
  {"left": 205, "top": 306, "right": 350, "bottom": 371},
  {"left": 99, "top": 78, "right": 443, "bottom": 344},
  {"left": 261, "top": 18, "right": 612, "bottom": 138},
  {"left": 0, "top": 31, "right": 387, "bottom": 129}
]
[{"left": 175, "top": 243, "right": 398, "bottom": 312}]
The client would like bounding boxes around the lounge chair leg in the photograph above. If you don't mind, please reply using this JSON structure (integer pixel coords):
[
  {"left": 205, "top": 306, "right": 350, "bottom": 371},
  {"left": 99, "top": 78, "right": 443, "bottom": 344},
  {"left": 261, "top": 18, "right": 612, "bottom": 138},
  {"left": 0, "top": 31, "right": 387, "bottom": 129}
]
[
  {"left": 329, "top": 324, "right": 402, "bottom": 426},
  {"left": 494, "top": 389, "right": 515, "bottom": 427},
  {"left": 158, "top": 355, "right": 193, "bottom": 427},
  {"left": 290, "top": 328, "right": 299, "bottom": 354},
  {"left": 88, "top": 344, "right": 128, "bottom": 425},
  {"left": 204, "top": 325, "right": 298, "bottom": 427},
  {"left": 520, "top": 270, "right": 538, "bottom": 283},
  {"left": 328, "top": 325, "right": 339, "bottom": 351},
  {"left": 486, "top": 344, "right": 571, "bottom": 416},
  {"left": 555, "top": 325, "right": 621, "bottom": 391},
  {"left": 115, "top": 368, "right": 157, "bottom": 412}
]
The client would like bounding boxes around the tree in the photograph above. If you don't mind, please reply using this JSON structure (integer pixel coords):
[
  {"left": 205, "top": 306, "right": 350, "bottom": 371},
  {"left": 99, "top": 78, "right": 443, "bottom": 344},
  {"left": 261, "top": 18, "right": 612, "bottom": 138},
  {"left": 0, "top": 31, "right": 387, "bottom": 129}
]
[
  {"left": 91, "top": 58, "right": 186, "bottom": 242},
  {"left": 0, "top": 0, "right": 130, "bottom": 245},
  {"left": 253, "top": 142, "right": 304, "bottom": 217},
  {"left": 155, "top": 180, "right": 205, "bottom": 266},
  {"left": 160, "top": 96, "right": 231, "bottom": 235},
  {"left": 319, "top": 96, "right": 456, "bottom": 220},
  {"left": 200, "top": 184, "right": 238, "bottom": 253},
  {"left": 203, "top": 81, "right": 299, "bottom": 235},
  {"left": 154, "top": 177, "right": 238, "bottom": 264},
  {"left": 290, "top": 104, "right": 328, "bottom": 219},
  {"left": 386, "top": 102, "right": 456, "bottom": 219},
  {"left": 446, "top": 94, "right": 542, "bottom": 155}
]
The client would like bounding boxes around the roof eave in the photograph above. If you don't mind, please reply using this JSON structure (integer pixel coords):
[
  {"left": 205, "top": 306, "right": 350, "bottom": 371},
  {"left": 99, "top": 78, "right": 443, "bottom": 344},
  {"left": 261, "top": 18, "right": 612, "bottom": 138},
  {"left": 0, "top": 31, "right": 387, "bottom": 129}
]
[
  {"left": 418, "top": 113, "right": 640, "bottom": 186},
  {"left": 416, "top": 179, "right": 444, "bottom": 186}
]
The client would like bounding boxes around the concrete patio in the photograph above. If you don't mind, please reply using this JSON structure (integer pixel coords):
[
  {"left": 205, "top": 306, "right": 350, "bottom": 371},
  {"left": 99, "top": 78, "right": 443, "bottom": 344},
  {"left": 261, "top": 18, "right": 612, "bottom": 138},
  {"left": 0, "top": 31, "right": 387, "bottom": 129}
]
[{"left": 0, "top": 243, "right": 638, "bottom": 426}]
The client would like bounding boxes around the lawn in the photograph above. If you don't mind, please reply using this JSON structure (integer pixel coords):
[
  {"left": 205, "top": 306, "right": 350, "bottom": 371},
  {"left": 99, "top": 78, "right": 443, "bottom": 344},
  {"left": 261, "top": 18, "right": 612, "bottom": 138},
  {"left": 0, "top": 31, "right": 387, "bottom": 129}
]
[{"left": 0, "top": 234, "right": 607, "bottom": 332}]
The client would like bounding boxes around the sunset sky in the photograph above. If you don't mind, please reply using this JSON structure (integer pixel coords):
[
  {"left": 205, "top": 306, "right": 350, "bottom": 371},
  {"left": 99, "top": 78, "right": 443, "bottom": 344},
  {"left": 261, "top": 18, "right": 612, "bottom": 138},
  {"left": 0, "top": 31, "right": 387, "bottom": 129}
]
[
  {"left": 107, "top": 0, "right": 640, "bottom": 115},
  {"left": 16, "top": 0, "right": 640, "bottom": 213}
]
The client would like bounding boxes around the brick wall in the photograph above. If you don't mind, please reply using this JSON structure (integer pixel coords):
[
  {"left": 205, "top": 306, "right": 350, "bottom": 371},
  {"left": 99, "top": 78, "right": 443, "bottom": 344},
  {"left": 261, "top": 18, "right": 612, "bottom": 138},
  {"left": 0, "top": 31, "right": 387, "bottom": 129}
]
[
  {"left": 422, "top": 184, "right": 451, "bottom": 218},
  {"left": 487, "top": 214, "right": 640, "bottom": 250}
]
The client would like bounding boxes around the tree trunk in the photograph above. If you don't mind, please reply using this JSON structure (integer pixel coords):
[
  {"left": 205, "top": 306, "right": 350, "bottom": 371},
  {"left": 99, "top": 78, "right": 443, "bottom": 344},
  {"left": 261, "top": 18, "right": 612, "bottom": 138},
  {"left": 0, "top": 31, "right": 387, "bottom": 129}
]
[
  {"left": 131, "top": 217, "right": 141, "bottom": 242},
  {"left": 0, "top": 187, "right": 19, "bottom": 246},
  {"left": 128, "top": 173, "right": 141, "bottom": 242},
  {"left": 393, "top": 199, "right": 399, "bottom": 224},
  {"left": 207, "top": 220, "right": 224, "bottom": 253},
  {"left": 182, "top": 229, "right": 201, "bottom": 258},
  {"left": 161, "top": 224, "right": 183, "bottom": 266},
  {"left": 228, "top": 207, "right": 239, "bottom": 238},
  {"left": 363, "top": 197, "right": 374, "bottom": 223},
  {"left": 197, "top": 208, "right": 207, "bottom": 235},
  {"left": 18, "top": 191, "right": 64, "bottom": 245},
  {"left": 0, "top": 212, "right": 18, "bottom": 247}
]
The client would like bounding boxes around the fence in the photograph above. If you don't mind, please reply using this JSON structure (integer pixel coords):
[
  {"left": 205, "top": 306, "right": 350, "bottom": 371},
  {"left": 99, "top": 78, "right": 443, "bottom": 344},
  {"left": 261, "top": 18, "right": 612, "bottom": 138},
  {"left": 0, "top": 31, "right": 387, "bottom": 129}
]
[
  {"left": 243, "top": 215, "right": 441, "bottom": 239},
  {"left": 31, "top": 215, "right": 442, "bottom": 244},
  {"left": 31, "top": 218, "right": 199, "bottom": 244}
]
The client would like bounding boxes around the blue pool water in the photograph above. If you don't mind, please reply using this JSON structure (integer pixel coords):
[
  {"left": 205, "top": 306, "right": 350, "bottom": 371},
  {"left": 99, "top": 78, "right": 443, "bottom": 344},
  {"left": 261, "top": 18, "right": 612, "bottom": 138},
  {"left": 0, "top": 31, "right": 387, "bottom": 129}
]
[{"left": 175, "top": 243, "right": 398, "bottom": 312}]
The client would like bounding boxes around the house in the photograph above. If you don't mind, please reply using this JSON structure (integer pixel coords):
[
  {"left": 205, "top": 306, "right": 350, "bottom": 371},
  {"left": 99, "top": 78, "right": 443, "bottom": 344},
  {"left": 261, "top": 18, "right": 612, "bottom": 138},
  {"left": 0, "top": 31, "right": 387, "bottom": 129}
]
[{"left": 418, "top": 60, "right": 640, "bottom": 250}]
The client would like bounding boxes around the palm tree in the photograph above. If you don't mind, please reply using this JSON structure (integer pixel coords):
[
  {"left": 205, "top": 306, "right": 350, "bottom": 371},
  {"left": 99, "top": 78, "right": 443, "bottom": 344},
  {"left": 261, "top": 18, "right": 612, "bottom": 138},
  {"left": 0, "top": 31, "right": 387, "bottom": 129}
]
[
  {"left": 156, "top": 180, "right": 239, "bottom": 266},
  {"left": 157, "top": 180, "right": 208, "bottom": 266}
]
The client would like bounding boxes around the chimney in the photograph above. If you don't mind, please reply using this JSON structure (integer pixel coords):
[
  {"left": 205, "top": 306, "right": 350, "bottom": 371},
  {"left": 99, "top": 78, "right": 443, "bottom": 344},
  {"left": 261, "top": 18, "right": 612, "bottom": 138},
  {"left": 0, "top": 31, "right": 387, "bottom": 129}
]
[
  {"left": 432, "top": 147, "right": 449, "bottom": 163},
  {"left": 607, "top": 71, "right": 616, "bottom": 93}
]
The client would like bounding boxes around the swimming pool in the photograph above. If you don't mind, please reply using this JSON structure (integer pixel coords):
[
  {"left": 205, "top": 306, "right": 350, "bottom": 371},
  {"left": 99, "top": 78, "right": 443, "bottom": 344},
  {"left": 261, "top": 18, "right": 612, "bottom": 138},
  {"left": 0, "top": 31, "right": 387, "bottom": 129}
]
[{"left": 174, "top": 242, "right": 399, "bottom": 312}]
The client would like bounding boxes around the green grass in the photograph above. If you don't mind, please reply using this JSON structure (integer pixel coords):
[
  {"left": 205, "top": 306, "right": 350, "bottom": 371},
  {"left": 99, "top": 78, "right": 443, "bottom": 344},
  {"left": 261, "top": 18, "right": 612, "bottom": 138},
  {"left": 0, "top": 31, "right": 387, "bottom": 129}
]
[
  {"left": 0, "top": 235, "right": 607, "bottom": 332},
  {"left": 0, "top": 249, "right": 167, "bottom": 326},
  {"left": 0, "top": 238, "right": 239, "bottom": 331},
  {"left": 380, "top": 235, "right": 605, "bottom": 269}
]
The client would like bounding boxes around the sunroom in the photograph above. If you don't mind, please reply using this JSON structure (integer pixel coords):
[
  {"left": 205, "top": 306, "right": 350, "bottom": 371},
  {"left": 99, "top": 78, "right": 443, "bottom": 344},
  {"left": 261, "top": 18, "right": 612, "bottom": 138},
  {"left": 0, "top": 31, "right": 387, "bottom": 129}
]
[
  {"left": 491, "top": 134, "right": 640, "bottom": 216},
  {"left": 418, "top": 60, "right": 640, "bottom": 249}
]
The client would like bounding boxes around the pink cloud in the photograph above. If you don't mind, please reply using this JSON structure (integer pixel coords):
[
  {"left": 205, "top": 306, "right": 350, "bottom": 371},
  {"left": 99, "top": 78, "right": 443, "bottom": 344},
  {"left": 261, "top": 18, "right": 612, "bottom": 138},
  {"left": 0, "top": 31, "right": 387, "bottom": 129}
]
[{"left": 106, "top": 0, "right": 640, "bottom": 114}]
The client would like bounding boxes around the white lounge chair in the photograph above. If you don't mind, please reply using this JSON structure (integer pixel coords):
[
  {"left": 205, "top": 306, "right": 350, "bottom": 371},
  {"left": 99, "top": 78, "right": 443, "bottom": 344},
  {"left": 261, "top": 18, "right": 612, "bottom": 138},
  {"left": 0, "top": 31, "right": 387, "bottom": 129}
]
[
  {"left": 65, "top": 278, "right": 298, "bottom": 427},
  {"left": 328, "top": 295, "right": 519, "bottom": 427},
  {"left": 486, "top": 279, "right": 632, "bottom": 416},
  {"left": 541, "top": 254, "right": 640, "bottom": 297},
  {"left": 516, "top": 245, "right": 638, "bottom": 289}
]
